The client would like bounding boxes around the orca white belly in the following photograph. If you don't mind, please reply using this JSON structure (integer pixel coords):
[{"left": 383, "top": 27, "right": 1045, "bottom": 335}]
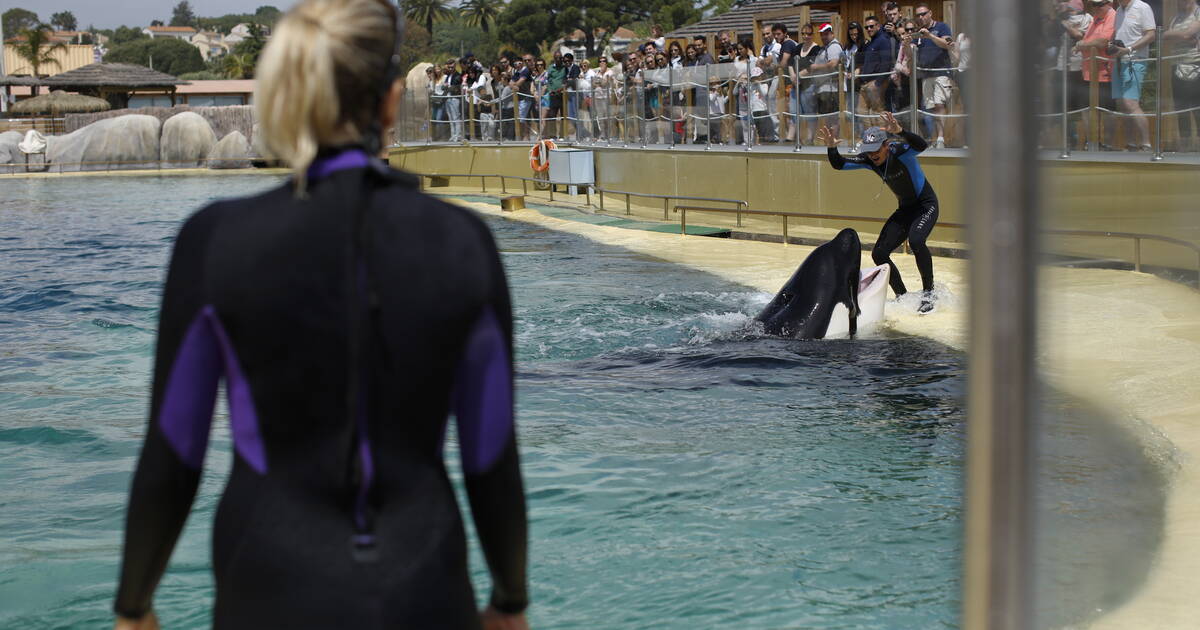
[{"left": 823, "top": 264, "right": 890, "bottom": 339}]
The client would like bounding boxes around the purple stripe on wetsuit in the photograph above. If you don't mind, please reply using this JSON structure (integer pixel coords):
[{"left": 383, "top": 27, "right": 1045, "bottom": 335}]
[
  {"left": 159, "top": 305, "right": 268, "bottom": 474},
  {"left": 307, "top": 149, "right": 371, "bottom": 181},
  {"left": 353, "top": 262, "right": 375, "bottom": 534},
  {"left": 452, "top": 306, "right": 514, "bottom": 475}
]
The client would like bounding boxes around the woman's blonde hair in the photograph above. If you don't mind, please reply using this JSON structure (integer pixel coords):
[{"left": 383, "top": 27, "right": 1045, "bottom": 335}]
[{"left": 255, "top": 0, "right": 399, "bottom": 193}]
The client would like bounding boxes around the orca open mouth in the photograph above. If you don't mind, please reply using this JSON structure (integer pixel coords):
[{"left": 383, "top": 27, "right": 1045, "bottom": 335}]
[{"left": 858, "top": 266, "right": 885, "bottom": 294}]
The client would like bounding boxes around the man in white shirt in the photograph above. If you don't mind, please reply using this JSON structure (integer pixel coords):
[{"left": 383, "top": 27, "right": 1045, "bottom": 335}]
[
  {"left": 805, "top": 23, "right": 844, "bottom": 140},
  {"left": 1111, "top": 0, "right": 1157, "bottom": 149}
]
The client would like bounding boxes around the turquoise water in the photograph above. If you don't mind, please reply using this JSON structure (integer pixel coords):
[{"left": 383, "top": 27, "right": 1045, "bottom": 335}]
[{"left": 0, "top": 174, "right": 1150, "bottom": 629}]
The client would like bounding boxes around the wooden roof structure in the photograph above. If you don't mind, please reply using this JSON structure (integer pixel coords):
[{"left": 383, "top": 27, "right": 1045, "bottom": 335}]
[
  {"left": 664, "top": 0, "right": 839, "bottom": 42},
  {"left": 39, "top": 63, "right": 188, "bottom": 109},
  {"left": 11, "top": 90, "right": 111, "bottom": 115}
]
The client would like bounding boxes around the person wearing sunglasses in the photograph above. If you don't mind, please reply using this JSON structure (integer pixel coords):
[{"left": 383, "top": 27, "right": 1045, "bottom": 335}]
[
  {"left": 817, "top": 111, "right": 941, "bottom": 314},
  {"left": 913, "top": 3, "right": 954, "bottom": 148},
  {"left": 112, "top": 1, "right": 530, "bottom": 628}
]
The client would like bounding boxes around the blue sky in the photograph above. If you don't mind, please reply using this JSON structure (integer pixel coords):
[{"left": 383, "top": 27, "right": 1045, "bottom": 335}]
[{"left": 0, "top": 1, "right": 303, "bottom": 31}]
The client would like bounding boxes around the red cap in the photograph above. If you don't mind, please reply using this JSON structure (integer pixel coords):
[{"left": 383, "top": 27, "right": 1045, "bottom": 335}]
[{"left": 819, "top": 23, "right": 833, "bottom": 32}]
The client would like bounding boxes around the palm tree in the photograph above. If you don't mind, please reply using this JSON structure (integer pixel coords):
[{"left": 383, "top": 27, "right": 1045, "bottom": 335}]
[
  {"left": 223, "top": 54, "right": 255, "bottom": 80},
  {"left": 461, "top": 0, "right": 504, "bottom": 34},
  {"left": 405, "top": 0, "right": 452, "bottom": 38},
  {"left": 13, "top": 24, "right": 68, "bottom": 96}
]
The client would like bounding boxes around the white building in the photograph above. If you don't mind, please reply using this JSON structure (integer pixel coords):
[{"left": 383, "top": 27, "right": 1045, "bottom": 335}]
[{"left": 143, "top": 26, "right": 197, "bottom": 42}]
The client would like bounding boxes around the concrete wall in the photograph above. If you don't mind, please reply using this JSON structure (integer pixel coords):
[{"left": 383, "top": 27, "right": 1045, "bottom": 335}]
[{"left": 389, "top": 144, "right": 1200, "bottom": 272}]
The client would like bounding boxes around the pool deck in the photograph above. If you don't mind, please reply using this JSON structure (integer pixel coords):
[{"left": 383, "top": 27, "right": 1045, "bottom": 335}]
[{"left": 447, "top": 190, "right": 1200, "bottom": 628}]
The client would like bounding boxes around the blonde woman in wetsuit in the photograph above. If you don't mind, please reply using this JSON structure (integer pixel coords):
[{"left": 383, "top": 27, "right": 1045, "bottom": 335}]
[{"left": 113, "top": 1, "right": 529, "bottom": 628}]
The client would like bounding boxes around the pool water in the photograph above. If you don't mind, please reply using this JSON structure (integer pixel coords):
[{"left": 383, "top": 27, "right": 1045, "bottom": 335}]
[{"left": 0, "top": 174, "right": 1162, "bottom": 629}]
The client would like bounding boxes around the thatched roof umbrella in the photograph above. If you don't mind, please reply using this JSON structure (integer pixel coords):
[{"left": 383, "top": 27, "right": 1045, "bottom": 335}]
[
  {"left": 41, "top": 63, "right": 188, "bottom": 109},
  {"left": 12, "top": 90, "right": 112, "bottom": 115}
]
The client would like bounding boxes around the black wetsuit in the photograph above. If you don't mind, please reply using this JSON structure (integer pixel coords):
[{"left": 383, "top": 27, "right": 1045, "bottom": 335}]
[
  {"left": 114, "top": 150, "right": 527, "bottom": 628},
  {"left": 827, "top": 130, "right": 938, "bottom": 297}
]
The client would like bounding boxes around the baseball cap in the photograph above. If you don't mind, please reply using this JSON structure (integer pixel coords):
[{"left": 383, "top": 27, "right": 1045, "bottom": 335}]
[
  {"left": 819, "top": 23, "right": 833, "bottom": 33},
  {"left": 860, "top": 126, "right": 888, "bottom": 152}
]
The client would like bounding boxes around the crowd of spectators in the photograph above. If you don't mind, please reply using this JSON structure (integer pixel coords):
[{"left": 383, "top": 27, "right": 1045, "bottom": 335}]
[{"left": 419, "top": 0, "right": 1200, "bottom": 152}]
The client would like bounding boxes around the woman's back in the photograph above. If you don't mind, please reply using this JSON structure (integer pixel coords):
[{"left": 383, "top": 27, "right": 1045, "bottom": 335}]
[{"left": 114, "top": 2, "right": 528, "bottom": 628}]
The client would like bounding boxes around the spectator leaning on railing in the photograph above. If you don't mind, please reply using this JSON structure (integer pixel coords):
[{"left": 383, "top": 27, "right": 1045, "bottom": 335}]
[
  {"left": 1075, "top": 0, "right": 1119, "bottom": 149},
  {"left": 1111, "top": 0, "right": 1157, "bottom": 151}
]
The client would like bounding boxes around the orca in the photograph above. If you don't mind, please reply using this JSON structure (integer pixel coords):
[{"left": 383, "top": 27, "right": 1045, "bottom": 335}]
[{"left": 756, "top": 228, "right": 890, "bottom": 339}]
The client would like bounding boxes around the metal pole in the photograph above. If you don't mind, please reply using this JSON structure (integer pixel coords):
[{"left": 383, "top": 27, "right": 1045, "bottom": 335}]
[
  {"left": 795, "top": 56, "right": 803, "bottom": 153},
  {"left": 1060, "top": 33, "right": 1071, "bottom": 159},
  {"left": 962, "top": 0, "right": 1040, "bottom": 628},
  {"left": 1152, "top": 26, "right": 1165, "bottom": 161},
  {"left": 669, "top": 65, "right": 676, "bottom": 149},
  {"left": 640, "top": 84, "right": 647, "bottom": 149},
  {"left": 909, "top": 42, "right": 919, "bottom": 133},
  {"left": 0, "top": 18, "right": 7, "bottom": 114},
  {"left": 849, "top": 56, "right": 857, "bottom": 148},
  {"left": 706, "top": 64, "right": 714, "bottom": 151},
  {"left": 744, "top": 56, "right": 753, "bottom": 151},
  {"left": 623, "top": 75, "right": 630, "bottom": 147},
  {"left": 427, "top": 91, "right": 433, "bottom": 145}
]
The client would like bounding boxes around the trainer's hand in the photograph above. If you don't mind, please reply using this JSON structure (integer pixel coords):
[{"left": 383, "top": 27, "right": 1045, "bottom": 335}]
[
  {"left": 879, "top": 111, "right": 902, "bottom": 134},
  {"left": 816, "top": 126, "right": 839, "bottom": 147},
  {"left": 114, "top": 612, "right": 160, "bottom": 630},
  {"left": 481, "top": 606, "right": 530, "bottom": 630}
]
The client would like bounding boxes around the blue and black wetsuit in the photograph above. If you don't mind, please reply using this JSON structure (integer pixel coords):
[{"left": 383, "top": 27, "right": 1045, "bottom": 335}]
[
  {"left": 114, "top": 150, "right": 527, "bottom": 628},
  {"left": 827, "top": 129, "right": 938, "bottom": 297}
]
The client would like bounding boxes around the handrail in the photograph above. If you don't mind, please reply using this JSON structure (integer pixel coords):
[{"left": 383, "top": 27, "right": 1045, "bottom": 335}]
[
  {"left": 674, "top": 205, "right": 1200, "bottom": 282},
  {"left": 409, "top": 171, "right": 749, "bottom": 221},
  {"left": 593, "top": 185, "right": 747, "bottom": 221}
]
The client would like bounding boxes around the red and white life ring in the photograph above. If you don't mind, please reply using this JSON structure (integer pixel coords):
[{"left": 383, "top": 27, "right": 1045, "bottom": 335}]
[{"left": 529, "top": 139, "right": 557, "bottom": 172}]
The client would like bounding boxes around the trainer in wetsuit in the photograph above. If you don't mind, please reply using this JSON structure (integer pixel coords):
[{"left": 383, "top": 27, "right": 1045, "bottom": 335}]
[
  {"left": 113, "top": 2, "right": 528, "bottom": 629},
  {"left": 817, "top": 111, "right": 939, "bottom": 313}
]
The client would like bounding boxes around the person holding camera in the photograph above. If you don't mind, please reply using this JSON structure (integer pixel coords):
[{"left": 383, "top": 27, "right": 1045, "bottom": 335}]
[
  {"left": 1074, "top": 0, "right": 1119, "bottom": 148},
  {"left": 913, "top": 3, "right": 954, "bottom": 148},
  {"left": 1111, "top": 0, "right": 1157, "bottom": 151}
]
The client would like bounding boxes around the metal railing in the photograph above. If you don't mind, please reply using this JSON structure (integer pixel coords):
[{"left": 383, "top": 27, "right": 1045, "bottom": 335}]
[
  {"left": 0, "top": 117, "right": 66, "bottom": 135},
  {"left": 410, "top": 171, "right": 748, "bottom": 219},
  {"left": 673, "top": 204, "right": 1200, "bottom": 282},
  {"left": 0, "top": 156, "right": 279, "bottom": 175},
  {"left": 395, "top": 33, "right": 1200, "bottom": 160}
]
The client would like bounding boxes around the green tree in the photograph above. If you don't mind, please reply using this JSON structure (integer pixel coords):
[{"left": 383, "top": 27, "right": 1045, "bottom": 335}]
[
  {"left": 222, "top": 53, "right": 254, "bottom": 79},
  {"left": 49, "top": 10, "right": 77, "bottom": 31},
  {"left": 433, "top": 15, "right": 500, "bottom": 62},
  {"left": 461, "top": 0, "right": 503, "bottom": 34},
  {"left": 11, "top": 24, "right": 67, "bottom": 94},
  {"left": 497, "top": 0, "right": 697, "bottom": 58},
  {"left": 495, "top": 0, "right": 556, "bottom": 55},
  {"left": 110, "top": 25, "right": 148, "bottom": 46},
  {"left": 405, "top": 0, "right": 452, "bottom": 39},
  {"left": 104, "top": 37, "right": 205, "bottom": 76},
  {"left": 151, "top": 20, "right": 164, "bottom": 27},
  {"left": 2, "top": 8, "right": 40, "bottom": 36},
  {"left": 701, "top": 0, "right": 736, "bottom": 17},
  {"left": 253, "top": 5, "right": 282, "bottom": 26},
  {"left": 651, "top": 1, "right": 701, "bottom": 32},
  {"left": 397, "top": 19, "right": 432, "bottom": 75},
  {"left": 170, "top": 1, "right": 197, "bottom": 27}
]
